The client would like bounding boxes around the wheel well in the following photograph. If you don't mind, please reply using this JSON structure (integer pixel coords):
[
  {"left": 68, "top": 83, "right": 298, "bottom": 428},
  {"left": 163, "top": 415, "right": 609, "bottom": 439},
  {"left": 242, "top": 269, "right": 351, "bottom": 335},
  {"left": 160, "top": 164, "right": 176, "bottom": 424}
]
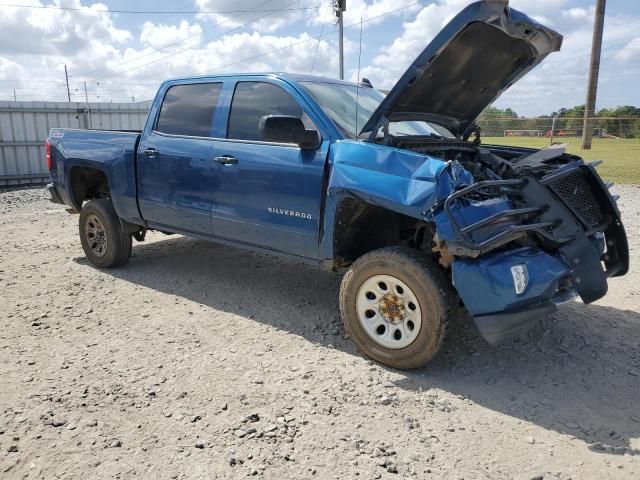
[
  {"left": 333, "top": 197, "right": 434, "bottom": 266},
  {"left": 69, "top": 167, "right": 110, "bottom": 208}
]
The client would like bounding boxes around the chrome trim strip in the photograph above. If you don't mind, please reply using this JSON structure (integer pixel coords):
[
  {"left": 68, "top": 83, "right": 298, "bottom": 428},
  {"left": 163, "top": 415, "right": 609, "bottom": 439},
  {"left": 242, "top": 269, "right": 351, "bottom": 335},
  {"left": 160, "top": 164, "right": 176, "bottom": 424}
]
[{"left": 150, "top": 130, "right": 319, "bottom": 149}]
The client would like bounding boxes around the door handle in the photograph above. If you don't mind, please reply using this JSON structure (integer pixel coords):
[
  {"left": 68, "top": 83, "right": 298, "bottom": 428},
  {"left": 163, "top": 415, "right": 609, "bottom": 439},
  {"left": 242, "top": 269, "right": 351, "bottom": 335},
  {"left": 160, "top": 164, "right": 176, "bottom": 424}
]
[
  {"left": 214, "top": 155, "right": 238, "bottom": 165},
  {"left": 142, "top": 148, "right": 159, "bottom": 158}
]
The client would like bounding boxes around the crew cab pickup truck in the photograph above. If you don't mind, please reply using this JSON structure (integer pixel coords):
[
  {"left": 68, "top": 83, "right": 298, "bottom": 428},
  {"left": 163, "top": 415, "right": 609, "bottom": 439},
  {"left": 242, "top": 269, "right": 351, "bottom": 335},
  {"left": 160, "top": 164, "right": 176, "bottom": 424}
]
[{"left": 46, "top": 1, "right": 628, "bottom": 369}]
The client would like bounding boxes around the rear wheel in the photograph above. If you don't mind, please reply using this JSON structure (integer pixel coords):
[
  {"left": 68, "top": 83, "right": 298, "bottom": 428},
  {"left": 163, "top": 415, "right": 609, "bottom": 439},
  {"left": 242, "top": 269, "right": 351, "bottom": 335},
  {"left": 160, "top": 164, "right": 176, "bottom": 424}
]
[
  {"left": 339, "top": 247, "right": 452, "bottom": 369},
  {"left": 79, "top": 199, "right": 131, "bottom": 268}
]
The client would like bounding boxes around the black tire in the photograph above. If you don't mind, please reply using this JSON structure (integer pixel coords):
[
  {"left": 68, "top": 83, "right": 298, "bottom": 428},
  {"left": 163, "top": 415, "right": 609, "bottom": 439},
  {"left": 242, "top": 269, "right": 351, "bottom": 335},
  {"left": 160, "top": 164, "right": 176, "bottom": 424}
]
[
  {"left": 79, "top": 199, "right": 132, "bottom": 268},
  {"left": 339, "top": 247, "right": 452, "bottom": 369}
]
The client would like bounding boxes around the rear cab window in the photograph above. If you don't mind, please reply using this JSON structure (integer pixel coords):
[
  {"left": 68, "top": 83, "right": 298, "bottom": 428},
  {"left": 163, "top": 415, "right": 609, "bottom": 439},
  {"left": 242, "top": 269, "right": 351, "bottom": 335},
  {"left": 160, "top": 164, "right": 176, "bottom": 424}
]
[
  {"left": 156, "top": 82, "right": 222, "bottom": 137},
  {"left": 227, "top": 81, "right": 314, "bottom": 141}
]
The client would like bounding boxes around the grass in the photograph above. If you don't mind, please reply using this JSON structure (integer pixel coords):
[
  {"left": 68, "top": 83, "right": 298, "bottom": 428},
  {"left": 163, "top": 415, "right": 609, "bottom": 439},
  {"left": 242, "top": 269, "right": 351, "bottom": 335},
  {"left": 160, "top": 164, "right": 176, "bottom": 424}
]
[{"left": 481, "top": 137, "right": 640, "bottom": 184}]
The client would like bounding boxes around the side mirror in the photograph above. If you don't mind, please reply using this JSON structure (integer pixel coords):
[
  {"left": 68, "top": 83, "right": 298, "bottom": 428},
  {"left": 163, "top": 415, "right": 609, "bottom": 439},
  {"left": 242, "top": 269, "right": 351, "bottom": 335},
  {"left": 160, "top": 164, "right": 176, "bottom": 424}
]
[{"left": 259, "top": 115, "right": 321, "bottom": 150}]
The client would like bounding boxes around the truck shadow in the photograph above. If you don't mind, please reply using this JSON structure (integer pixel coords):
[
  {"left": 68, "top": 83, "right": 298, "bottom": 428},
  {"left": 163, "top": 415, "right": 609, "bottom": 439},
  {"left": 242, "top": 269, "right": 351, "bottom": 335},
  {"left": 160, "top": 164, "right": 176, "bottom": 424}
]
[{"left": 83, "top": 235, "right": 640, "bottom": 455}]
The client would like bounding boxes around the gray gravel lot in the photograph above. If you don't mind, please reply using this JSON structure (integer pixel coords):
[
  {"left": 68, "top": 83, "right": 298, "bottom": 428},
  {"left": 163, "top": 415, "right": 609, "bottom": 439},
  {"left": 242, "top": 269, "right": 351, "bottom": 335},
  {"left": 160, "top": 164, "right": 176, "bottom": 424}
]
[{"left": 0, "top": 185, "right": 639, "bottom": 479}]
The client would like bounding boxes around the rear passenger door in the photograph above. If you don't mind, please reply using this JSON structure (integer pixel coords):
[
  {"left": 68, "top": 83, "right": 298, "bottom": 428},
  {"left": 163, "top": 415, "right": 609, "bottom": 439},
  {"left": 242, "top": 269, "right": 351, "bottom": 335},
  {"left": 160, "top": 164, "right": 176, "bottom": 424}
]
[
  {"left": 137, "top": 82, "right": 222, "bottom": 234},
  {"left": 210, "top": 80, "right": 329, "bottom": 258}
]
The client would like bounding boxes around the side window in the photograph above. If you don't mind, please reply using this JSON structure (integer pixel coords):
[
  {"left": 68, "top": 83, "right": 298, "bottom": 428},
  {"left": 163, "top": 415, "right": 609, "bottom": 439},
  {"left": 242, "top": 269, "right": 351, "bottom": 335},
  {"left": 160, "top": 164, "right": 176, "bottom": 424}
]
[
  {"left": 227, "top": 82, "right": 306, "bottom": 141},
  {"left": 156, "top": 83, "right": 222, "bottom": 137}
]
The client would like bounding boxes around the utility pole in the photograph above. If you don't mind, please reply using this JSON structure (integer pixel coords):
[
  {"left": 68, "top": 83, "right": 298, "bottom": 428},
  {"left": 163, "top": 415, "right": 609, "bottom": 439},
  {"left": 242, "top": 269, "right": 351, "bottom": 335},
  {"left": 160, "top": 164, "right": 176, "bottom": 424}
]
[
  {"left": 335, "top": 0, "right": 346, "bottom": 79},
  {"left": 13, "top": 88, "right": 16, "bottom": 101},
  {"left": 64, "top": 64, "right": 71, "bottom": 102},
  {"left": 83, "top": 81, "right": 92, "bottom": 129},
  {"left": 582, "top": 0, "right": 606, "bottom": 150}
]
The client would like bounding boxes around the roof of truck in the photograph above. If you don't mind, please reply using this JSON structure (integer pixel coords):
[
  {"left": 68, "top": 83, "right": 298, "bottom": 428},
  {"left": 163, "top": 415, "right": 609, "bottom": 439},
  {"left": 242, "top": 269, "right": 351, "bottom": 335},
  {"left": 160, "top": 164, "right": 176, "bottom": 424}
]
[{"left": 165, "top": 72, "right": 359, "bottom": 87}]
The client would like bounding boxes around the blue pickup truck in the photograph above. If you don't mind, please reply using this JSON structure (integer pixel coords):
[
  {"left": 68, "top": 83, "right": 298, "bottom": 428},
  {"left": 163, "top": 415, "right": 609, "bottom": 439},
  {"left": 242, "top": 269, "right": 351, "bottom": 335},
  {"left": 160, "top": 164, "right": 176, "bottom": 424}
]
[{"left": 46, "top": 1, "right": 628, "bottom": 369}]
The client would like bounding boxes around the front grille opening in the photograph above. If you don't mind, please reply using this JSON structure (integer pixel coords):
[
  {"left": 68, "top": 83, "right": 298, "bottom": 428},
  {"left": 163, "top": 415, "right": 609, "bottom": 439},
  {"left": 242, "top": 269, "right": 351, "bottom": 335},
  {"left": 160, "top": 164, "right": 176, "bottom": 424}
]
[{"left": 547, "top": 170, "right": 605, "bottom": 228}]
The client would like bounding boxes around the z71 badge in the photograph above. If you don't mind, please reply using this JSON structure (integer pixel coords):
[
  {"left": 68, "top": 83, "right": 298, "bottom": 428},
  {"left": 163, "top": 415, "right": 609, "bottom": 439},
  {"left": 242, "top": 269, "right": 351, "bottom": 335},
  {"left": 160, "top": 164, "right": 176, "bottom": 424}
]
[{"left": 268, "top": 207, "right": 312, "bottom": 220}]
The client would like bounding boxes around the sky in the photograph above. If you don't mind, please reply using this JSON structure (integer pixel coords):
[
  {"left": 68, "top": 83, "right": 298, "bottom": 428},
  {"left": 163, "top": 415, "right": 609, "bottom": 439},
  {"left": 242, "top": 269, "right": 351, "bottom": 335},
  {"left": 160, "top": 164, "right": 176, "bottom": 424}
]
[{"left": 0, "top": 0, "right": 638, "bottom": 116}]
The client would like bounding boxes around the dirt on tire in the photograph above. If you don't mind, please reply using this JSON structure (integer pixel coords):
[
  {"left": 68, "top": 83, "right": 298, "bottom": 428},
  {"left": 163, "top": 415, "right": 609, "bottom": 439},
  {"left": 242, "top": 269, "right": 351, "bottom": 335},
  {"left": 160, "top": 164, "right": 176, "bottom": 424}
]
[
  {"left": 339, "top": 247, "right": 452, "bottom": 369},
  {"left": 78, "top": 199, "right": 132, "bottom": 268}
]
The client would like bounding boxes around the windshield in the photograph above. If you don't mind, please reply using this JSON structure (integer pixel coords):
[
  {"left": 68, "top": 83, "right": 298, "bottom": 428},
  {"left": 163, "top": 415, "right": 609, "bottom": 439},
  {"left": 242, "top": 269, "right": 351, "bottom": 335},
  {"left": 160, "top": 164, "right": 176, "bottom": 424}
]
[{"left": 300, "top": 81, "right": 452, "bottom": 139}]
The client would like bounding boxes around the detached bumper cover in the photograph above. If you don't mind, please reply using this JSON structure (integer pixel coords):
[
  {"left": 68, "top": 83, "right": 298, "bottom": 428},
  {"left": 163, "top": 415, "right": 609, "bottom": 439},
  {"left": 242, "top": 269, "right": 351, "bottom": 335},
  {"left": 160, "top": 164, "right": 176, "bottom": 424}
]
[
  {"left": 453, "top": 247, "right": 572, "bottom": 344},
  {"left": 473, "top": 302, "right": 556, "bottom": 345}
]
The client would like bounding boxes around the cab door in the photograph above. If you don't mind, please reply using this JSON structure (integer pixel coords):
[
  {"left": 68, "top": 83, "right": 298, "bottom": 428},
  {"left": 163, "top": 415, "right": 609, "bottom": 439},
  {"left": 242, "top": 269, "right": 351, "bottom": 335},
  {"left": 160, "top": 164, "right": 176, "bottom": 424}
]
[
  {"left": 210, "top": 80, "right": 329, "bottom": 258},
  {"left": 137, "top": 82, "right": 223, "bottom": 234}
]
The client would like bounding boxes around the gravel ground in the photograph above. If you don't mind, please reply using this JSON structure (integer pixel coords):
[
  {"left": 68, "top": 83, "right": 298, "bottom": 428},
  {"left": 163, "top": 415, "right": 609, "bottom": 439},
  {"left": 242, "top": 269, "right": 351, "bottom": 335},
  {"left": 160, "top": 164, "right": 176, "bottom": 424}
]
[{"left": 0, "top": 185, "right": 639, "bottom": 479}]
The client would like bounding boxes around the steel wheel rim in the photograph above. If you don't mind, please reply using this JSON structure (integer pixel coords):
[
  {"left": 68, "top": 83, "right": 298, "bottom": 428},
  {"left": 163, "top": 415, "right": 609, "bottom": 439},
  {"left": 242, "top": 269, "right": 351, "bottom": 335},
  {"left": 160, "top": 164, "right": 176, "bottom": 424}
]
[
  {"left": 356, "top": 274, "right": 422, "bottom": 350},
  {"left": 85, "top": 213, "right": 108, "bottom": 257}
]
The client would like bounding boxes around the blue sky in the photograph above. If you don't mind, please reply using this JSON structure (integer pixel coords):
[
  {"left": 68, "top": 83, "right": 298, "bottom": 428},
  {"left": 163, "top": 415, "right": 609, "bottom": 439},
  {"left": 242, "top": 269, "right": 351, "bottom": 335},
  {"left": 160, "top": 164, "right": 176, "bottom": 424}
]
[{"left": 0, "top": 0, "right": 638, "bottom": 116}]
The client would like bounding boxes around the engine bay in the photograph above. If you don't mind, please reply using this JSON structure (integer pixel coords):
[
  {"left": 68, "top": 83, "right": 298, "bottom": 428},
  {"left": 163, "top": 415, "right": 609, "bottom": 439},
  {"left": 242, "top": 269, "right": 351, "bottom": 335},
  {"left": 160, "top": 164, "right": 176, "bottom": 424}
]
[{"left": 384, "top": 135, "right": 583, "bottom": 183}]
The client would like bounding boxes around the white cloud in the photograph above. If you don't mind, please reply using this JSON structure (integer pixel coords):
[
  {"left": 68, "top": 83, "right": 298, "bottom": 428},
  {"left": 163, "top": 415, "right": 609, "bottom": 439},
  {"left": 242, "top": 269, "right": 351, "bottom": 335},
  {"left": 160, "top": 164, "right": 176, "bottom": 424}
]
[
  {"left": 87, "top": 29, "right": 336, "bottom": 102},
  {"left": 616, "top": 38, "right": 640, "bottom": 63},
  {"left": 0, "top": 0, "right": 636, "bottom": 113},
  {"left": 337, "top": 0, "right": 422, "bottom": 29},
  {"left": 0, "top": 0, "right": 130, "bottom": 56},
  {"left": 195, "top": 0, "right": 320, "bottom": 33},
  {"left": 0, "top": 56, "right": 24, "bottom": 81},
  {"left": 356, "top": 0, "right": 640, "bottom": 115},
  {"left": 129, "top": 30, "right": 335, "bottom": 79},
  {"left": 563, "top": 7, "right": 589, "bottom": 20},
  {"left": 0, "top": 0, "right": 339, "bottom": 102},
  {"left": 357, "top": 1, "right": 463, "bottom": 87},
  {"left": 0, "top": 0, "right": 133, "bottom": 100},
  {"left": 140, "top": 20, "right": 203, "bottom": 50}
]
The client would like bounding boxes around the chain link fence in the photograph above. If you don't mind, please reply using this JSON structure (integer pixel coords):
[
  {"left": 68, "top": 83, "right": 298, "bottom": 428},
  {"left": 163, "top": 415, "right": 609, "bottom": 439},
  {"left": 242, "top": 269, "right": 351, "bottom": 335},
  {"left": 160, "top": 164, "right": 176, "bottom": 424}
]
[
  {"left": 475, "top": 117, "right": 640, "bottom": 183},
  {"left": 476, "top": 116, "right": 639, "bottom": 144},
  {"left": 476, "top": 117, "right": 640, "bottom": 144}
]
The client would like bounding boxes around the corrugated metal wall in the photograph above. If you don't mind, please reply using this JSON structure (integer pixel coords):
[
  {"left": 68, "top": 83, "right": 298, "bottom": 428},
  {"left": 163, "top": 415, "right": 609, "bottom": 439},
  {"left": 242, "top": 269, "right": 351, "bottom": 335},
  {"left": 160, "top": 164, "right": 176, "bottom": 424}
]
[{"left": 0, "top": 101, "right": 150, "bottom": 187}]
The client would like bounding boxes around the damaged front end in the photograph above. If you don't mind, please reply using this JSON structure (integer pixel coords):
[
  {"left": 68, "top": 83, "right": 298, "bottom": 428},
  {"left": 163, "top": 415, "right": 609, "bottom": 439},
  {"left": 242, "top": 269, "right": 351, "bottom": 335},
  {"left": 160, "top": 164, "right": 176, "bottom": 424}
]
[
  {"left": 322, "top": 0, "right": 628, "bottom": 345},
  {"left": 429, "top": 144, "right": 628, "bottom": 344},
  {"left": 326, "top": 137, "right": 628, "bottom": 344}
]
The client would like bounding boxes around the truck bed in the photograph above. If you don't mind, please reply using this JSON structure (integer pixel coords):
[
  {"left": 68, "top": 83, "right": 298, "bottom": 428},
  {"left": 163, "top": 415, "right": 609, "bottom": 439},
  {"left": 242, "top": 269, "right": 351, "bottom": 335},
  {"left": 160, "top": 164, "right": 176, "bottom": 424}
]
[{"left": 48, "top": 128, "right": 142, "bottom": 223}]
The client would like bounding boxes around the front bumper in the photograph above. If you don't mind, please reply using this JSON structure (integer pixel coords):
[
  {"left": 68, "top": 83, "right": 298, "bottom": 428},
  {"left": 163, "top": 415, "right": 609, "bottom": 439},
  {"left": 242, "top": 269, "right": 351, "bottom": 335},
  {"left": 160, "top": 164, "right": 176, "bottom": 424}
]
[
  {"left": 437, "top": 161, "right": 628, "bottom": 344},
  {"left": 437, "top": 162, "right": 628, "bottom": 306}
]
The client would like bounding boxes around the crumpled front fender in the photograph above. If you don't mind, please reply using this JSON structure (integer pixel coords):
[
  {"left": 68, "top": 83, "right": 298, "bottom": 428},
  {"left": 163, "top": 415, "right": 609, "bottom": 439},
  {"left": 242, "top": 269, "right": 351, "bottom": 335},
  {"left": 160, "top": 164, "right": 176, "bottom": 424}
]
[
  {"left": 327, "top": 140, "right": 473, "bottom": 219},
  {"left": 319, "top": 139, "right": 473, "bottom": 259}
]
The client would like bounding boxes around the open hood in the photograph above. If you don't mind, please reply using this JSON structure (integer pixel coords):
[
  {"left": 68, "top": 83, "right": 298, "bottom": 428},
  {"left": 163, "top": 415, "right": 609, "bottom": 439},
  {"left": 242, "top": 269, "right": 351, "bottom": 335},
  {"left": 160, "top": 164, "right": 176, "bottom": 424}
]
[{"left": 361, "top": 0, "right": 562, "bottom": 139}]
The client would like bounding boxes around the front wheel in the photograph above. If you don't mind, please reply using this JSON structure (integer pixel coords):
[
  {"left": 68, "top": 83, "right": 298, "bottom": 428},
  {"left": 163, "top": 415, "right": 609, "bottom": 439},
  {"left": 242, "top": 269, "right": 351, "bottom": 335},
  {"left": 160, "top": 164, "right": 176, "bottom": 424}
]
[
  {"left": 79, "top": 199, "right": 132, "bottom": 268},
  {"left": 339, "top": 247, "right": 452, "bottom": 369}
]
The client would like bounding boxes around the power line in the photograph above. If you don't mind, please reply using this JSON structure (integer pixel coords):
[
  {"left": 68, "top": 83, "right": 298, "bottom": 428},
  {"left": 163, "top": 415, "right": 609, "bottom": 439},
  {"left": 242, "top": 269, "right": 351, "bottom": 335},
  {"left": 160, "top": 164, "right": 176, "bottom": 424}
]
[
  {"left": 1, "top": 1, "right": 421, "bottom": 98},
  {"left": 78, "top": 0, "right": 285, "bottom": 78},
  {"left": 310, "top": 4, "right": 331, "bottom": 73},
  {"left": 0, "top": 3, "right": 322, "bottom": 15},
  {"left": 2, "top": 1, "right": 318, "bottom": 85},
  {"left": 175, "top": 1, "right": 422, "bottom": 80},
  {"left": 98, "top": 1, "right": 420, "bottom": 84},
  {"left": 81, "top": 0, "right": 283, "bottom": 79},
  {"left": 92, "top": 0, "right": 306, "bottom": 82}
]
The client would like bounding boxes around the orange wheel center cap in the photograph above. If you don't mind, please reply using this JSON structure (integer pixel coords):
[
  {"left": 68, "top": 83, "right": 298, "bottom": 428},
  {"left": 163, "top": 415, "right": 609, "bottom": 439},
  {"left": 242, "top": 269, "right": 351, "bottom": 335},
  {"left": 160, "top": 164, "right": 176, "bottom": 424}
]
[{"left": 378, "top": 293, "right": 405, "bottom": 324}]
